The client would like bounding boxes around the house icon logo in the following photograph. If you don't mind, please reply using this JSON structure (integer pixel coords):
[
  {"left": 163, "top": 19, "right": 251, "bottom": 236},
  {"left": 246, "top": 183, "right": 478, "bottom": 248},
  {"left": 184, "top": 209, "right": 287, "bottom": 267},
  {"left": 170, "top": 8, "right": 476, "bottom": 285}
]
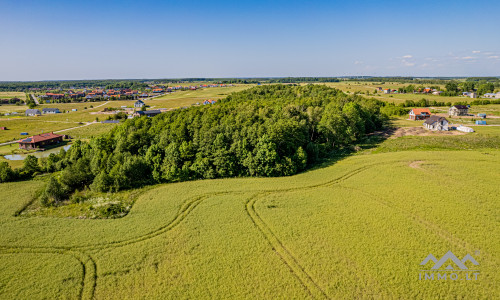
[
  {"left": 420, "top": 251, "right": 479, "bottom": 270},
  {"left": 419, "top": 251, "right": 480, "bottom": 281}
]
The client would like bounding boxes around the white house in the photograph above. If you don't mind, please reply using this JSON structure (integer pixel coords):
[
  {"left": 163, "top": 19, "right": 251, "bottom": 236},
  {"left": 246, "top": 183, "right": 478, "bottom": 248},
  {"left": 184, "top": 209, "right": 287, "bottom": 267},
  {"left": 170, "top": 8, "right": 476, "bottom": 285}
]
[
  {"left": 423, "top": 115, "right": 449, "bottom": 131},
  {"left": 134, "top": 100, "right": 145, "bottom": 108},
  {"left": 449, "top": 105, "right": 469, "bottom": 116},
  {"left": 25, "top": 109, "right": 41, "bottom": 116}
]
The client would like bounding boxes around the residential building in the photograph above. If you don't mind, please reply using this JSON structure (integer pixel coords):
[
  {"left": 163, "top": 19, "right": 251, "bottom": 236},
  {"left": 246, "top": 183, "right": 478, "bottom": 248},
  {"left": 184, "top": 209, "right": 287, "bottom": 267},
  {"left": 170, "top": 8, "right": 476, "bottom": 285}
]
[
  {"left": 42, "top": 108, "right": 60, "bottom": 114},
  {"left": 17, "top": 132, "right": 63, "bottom": 150},
  {"left": 423, "top": 116, "right": 449, "bottom": 131},
  {"left": 448, "top": 105, "right": 469, "bottom": 116},
  {"left": 134, "top": 100, "right": 145, "bottom": 108},
  {"left": 409, "top": 108, "right": 431, "bottom": 120},
  {"left": 133, "top": 110, "right": 161, "bottom": 117},
  {"left": 25, "top": 109, "right": 41, "bottom": 116}
]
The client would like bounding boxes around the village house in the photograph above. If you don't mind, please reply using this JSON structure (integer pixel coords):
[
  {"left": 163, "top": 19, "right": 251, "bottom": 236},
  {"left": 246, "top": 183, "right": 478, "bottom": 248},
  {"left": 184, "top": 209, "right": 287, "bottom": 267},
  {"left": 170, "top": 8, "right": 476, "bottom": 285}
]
[
  {"left": 383, "top": 89, "right": 391, "bottom": 94},
  {"left": 25, "top": 109, "right": 41, "bottom": 116},
  {"left": 409, "top": 108, "right": 431, "bottom": 120},
  {"left": 134, "top": 100, "right": 145, "bottom": 108},
  {"left": 449, "top": 105, "right": 469, "bottom": 116},
  {"left": 42, "top": 108, "right": 60, "bottom": 114},
  {"left": 469, "top": 92, "right": 477, "bottom": 98},
  {"left": 46, "top": 93, "right": 65, "bottom": 99},
  {"left": 423, "top": 115, "right": 449, "bottom": 131},
  {"left": 17, "top": 132, "right": 64, "bottom": 150},
  {"left": 133, "top": 110, "right": 161, "bottom": 118}
]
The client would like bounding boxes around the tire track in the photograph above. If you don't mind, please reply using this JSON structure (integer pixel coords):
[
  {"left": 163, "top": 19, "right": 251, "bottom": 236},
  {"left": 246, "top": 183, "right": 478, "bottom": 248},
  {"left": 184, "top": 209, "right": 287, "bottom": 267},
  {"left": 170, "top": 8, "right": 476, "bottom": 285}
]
[
  {"left": 1, "top": 161, "right": 388, "bottom": 299},
  {"left": 243, "top": 164, "right": 383, "bottom": 299},
  {"left": 246, "top": 192, "right": 328, "bottom": 299},
  {"left": 0, "top": 247, "right": 96, "bottom": 300}
]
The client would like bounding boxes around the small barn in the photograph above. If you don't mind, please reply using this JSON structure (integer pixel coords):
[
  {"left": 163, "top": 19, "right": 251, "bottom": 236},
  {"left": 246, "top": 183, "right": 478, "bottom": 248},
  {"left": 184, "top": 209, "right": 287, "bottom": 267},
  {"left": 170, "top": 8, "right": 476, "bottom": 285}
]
[
  {"left": 475, "top": 120, "right": 486, "bottom": 125},
  {"left": 409, "top": 108, "right": 431, "bottom": 120},
  {"left": 423, "top": 115, "right": 449, "bottom": 131},
  {"left": 477, "top": 113, "right": 487, "bottom": 118},
  {"left": 448, "top": 105, "right": 469, "bottom": 116}
]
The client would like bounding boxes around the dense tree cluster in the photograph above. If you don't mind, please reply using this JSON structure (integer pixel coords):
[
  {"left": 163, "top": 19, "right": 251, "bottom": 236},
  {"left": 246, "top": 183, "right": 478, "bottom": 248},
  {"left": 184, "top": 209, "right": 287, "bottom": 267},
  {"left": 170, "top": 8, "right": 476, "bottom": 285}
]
[{"left": 2, "top": 85, "right": 386, "bottom": 202}]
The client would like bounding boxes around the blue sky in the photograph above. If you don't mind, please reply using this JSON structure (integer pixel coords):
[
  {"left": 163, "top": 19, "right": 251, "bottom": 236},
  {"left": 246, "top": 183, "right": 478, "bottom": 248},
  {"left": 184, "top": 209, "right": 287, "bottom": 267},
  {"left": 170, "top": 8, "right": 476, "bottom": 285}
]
[{"left": 1, "top": 0, "right": 499, "bottom": 80}]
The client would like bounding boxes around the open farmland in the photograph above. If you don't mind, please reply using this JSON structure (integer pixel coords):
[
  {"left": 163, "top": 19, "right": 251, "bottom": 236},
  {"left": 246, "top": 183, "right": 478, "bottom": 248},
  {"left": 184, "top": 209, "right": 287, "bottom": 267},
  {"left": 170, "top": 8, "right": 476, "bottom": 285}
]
[
  {"left": 0, "top": 84, "right": 253, "bottom": 144},
  {"left": 0, "top": 139, "right": 498, "bottom": 298},
  {"left": 0, "top": 92, "right": 25, "bottom": 100}
]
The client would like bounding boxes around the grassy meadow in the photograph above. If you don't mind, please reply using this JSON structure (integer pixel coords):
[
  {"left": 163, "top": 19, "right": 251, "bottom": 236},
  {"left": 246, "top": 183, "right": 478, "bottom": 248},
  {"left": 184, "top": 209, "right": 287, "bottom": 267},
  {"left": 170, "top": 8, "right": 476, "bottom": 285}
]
[{"left": 0, "top": 131, "right": 499, "bottom": 298}]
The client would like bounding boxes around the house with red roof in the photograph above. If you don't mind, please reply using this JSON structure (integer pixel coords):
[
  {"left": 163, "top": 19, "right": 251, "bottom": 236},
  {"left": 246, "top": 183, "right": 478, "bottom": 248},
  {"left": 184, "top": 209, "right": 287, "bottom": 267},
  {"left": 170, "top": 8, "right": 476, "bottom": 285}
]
[
  {"left": 409, "top": 108, "right": 431, "bottom": 120},
  {"left": 18, "top": 132, "right": 64, "bottom": 150}
]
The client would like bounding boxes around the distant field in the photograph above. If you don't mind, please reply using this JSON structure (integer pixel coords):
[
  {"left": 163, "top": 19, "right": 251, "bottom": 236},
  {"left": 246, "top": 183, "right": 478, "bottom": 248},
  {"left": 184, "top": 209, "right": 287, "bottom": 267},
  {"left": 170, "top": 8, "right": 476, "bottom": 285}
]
[
  {"left": 62, "top": 122, "right": 118, "bottom": 140},
  {"left": 321, "top": 81, "right": 482, "bottom": 104},
  {"left": 0, "top": 91, "right": 25, "bottom": 100}
]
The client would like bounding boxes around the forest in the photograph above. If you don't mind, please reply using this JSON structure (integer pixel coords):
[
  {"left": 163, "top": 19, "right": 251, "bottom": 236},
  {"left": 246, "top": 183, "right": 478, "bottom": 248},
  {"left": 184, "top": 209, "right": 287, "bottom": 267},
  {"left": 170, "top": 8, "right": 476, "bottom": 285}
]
[{"left": 1, "top": 85, "right": 385, "bottom": 206}]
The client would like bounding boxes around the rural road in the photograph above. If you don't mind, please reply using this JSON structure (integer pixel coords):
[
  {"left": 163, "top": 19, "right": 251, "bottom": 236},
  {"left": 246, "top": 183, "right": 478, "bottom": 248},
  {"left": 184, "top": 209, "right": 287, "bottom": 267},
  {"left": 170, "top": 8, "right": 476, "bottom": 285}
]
[
  {"left": 0, "top": 122, "right": 98, "bottom": 146},
  {"left": 31, "top": 93, "right": 40, "bottom": 105}
]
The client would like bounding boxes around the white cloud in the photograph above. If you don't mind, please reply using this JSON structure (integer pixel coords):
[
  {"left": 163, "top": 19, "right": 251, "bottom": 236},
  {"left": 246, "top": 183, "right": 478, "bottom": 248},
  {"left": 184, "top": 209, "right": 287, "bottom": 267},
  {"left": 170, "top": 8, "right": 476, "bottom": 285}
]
[
  {"left": 488, "top": 55, "right": 499, "bottom": 59},
  {"left": 354, "top": 61, "right": 363, "bottom": 65},
  {"left": 461, "top": 56, "right": 475, "bottom": 60},
  {"left": 402, "top": 55, "right": 413, "bottom": 58},
  {"left": 472, "top": 50, "right": 481, "bottom": 54}
]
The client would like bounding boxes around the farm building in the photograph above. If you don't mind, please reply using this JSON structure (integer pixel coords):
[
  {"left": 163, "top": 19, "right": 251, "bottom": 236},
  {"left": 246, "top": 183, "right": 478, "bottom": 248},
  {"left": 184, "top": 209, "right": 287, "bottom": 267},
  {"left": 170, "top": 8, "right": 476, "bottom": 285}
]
[
  {"left": 42, "top": 108, "right": 60, "bottom": 114},
  {"left": 17, "top": 132, "right": 63, "bottom": 150},
  {"left": 133, "top": 110, "right": 161, "bottom": 118},
  {"left": 423, "top": 115, "right": 449, "bottom": 131},
  {"left": 134, "top": 100, "right": 145, "bottom": 108},
  {"left": 0, "top": 127, "right": 6, "bottom": 130},
  {"left": 383, "top": 89, "right": 391, "bottom": 94},
  {"left": 484, "top": 93, "right": 497, "bottom": 98},
  {"left": 25, "top": 109, "right": 41, "bottom": 116},
  {"left": 409, "top": 108, "right": 431, "bottom": 120},
  {"left": 469, "top": 92, "right": 477, "bottom": 98},
  {"left": 478, "top": 113, "right": 487, "bottom": 118},
  {"left": 475, "top": 120, "right": 486, "bottom": 125},
  {"left": 449, "top": 105, "right": 469, "bottom": 116},
  {"left": 457, "top": 125, "right": 474, "bottom": 133}
]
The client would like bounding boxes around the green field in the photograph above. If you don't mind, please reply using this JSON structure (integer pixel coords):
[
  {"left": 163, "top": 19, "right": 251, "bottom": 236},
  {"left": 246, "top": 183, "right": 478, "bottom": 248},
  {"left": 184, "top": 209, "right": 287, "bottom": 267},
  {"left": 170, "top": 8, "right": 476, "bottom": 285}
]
[
  {"left": 0, "top": 132, "right": 498, "bottom": 298},
  {"left": 0, "top": 84, "right": 254, "bottom": 144}
]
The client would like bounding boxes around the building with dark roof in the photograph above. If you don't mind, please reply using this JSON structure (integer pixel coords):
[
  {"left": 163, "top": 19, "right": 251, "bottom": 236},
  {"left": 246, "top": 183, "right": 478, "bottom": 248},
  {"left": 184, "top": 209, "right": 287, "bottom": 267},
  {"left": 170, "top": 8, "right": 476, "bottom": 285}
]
[
  {"left": 25, "top": 109, "right": 41, "bottom": 116},
  {"left": 424, "top": 115, "right": 449, "bottom": 131},
  {"left": 448, "top": 105, "right": 469, "bottom": 116},
  {"left": 134, "top": 100, "right": 145, "bottom": 108},
  {"left": 42, "top": 108, "right": 60, "bottom": 114},
  {"left": 133, "top": 110, "right": 161, "bottom": 118}
]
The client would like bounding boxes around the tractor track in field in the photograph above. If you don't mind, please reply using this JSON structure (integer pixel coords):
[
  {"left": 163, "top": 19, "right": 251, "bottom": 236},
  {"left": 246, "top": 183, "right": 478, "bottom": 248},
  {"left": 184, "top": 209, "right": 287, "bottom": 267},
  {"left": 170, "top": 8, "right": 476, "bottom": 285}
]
[
  {"left": 1, "top": 161, "right": 388, "bottom": 299},
  {"left": 243, "top": 164, "right": 384, "bottom": 299},
  {"left": 0, "top": 247, "right": 96, "bottom": 300}
]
